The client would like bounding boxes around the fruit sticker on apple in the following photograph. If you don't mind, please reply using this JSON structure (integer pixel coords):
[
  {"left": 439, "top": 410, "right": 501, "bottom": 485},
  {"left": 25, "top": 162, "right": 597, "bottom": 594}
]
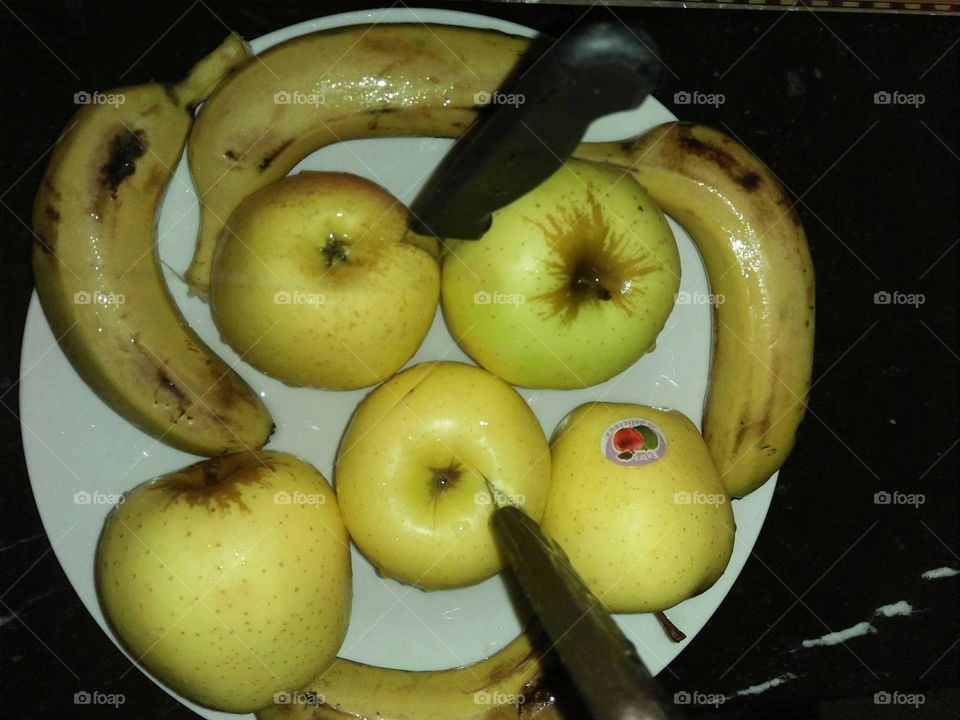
[{"left": 603, "top": 418, "right": 667, "bottom": 465}]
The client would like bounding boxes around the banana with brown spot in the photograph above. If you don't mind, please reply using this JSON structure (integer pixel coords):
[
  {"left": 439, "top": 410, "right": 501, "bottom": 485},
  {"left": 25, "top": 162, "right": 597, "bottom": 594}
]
[{"left": 32, "top": 35, "right": 274, "bottom": 456}]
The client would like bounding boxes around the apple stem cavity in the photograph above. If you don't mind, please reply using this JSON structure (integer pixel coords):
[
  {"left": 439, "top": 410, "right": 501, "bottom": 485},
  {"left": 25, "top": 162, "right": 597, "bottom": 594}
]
[
  {"left": 430, "top": 462, "right": 463, "bottom": 497},
  {"left": 149, "top": 455, "right": 276, "bottom": 514},
  {"left": 571, "top": 261, "right": 613, "bottom": 301},
  {"left": 655, "top": 611, "right": 686, "bottom": 643},
  {"left": 321, "top": 234, "right": 350, "bottom": 267}
]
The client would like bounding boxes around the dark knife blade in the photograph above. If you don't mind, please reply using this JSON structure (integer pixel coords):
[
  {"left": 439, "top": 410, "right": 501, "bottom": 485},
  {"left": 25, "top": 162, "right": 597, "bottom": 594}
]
[
  {"left": 492, "top": 504, "right": 679, "bottom": 720},
  {"left": 409, "top": 20, "right": 661, "bottom": 240}
]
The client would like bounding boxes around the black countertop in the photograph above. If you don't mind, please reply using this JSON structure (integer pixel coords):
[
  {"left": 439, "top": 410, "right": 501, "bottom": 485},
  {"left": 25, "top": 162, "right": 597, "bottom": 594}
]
[{"left": 1, "top": 2, "right": 958, "bottom": 718}]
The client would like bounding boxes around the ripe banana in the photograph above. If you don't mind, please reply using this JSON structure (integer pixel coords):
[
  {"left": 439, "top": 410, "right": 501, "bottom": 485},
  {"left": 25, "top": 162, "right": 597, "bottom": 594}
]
[
  {"left": 185, "top": 24, "right": 528, "bottom": 298},
  {"left": 577, "top": 123, "right": 815, "bottom": 497},
  {"left": 256, "top": 628, "right": 563, "bottom": 720},
  {"left": 32, "top": 35, "right": 275, "bottom": 456}
]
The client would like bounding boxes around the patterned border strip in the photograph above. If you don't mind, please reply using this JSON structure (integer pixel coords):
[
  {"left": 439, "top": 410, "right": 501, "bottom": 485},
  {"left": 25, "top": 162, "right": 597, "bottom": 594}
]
[
  {"left": 723, "top": 0, "right": 956, "bottom": 11},
  {"left": 498, "top": 0, "right": 959, "bottom": 14}
]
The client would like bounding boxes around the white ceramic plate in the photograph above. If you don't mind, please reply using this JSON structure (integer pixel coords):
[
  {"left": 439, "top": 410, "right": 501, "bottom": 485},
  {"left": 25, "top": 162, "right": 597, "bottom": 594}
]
[{"left": 20, "top": 7, "right": 775, "bottom": 719}]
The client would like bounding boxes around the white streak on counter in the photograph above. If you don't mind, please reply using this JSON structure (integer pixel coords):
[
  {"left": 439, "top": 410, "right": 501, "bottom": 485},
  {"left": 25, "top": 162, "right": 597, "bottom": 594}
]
[
  {"left": 874, "top": 600, "right": 913, "bottom": 617},
  {"left": 734, "top": 672, "right": 797, "bottom": 696},
  {"left": 799, "top": 600, "right": 915, "bottom": 649},
  {"left": 922, "top": 567, "right": 959, "bottom": 580},
  {"left": 801, "top": 621, "right": 877, "bottom": 648}
]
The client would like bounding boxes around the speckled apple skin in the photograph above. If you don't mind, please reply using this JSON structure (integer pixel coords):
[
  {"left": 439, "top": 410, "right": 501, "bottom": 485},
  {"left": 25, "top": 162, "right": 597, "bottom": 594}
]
[
  {"left": 95, "top": 451, "right": 351, "bottom": 713},
  {"left": 542, "top": 403, "right": 735, "bottom": 613},
  {"left": 335, "top": 361, "right": 551, "bottom": 590},
  {"left": 210, "top": 171, "right": 440, "bottom": 390},
  {"left": 441, "top": 159, "right": 680, "bottom": 389}
]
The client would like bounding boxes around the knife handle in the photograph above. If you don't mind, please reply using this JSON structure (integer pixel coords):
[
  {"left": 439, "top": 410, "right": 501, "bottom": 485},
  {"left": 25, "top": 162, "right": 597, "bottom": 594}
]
[{"left": 409, "top": 21, "right": 661, "bottom": 239}]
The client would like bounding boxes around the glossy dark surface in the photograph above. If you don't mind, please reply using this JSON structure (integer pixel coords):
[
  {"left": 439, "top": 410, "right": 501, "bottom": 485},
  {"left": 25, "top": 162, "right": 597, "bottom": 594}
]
[{"left": 1, "top": 2, "right": 957, "bottom": 718}]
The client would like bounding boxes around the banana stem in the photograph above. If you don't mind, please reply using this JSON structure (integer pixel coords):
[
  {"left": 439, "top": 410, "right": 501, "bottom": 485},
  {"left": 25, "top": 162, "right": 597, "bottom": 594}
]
[{"left": 172, "top": 33, "right": 252, "bottom": 108}]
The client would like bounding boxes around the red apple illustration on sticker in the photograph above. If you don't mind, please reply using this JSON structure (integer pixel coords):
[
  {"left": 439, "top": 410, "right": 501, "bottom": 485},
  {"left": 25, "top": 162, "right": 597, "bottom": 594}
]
[{"left": 613, "top": 427, "right": 645, "bottom": 453}]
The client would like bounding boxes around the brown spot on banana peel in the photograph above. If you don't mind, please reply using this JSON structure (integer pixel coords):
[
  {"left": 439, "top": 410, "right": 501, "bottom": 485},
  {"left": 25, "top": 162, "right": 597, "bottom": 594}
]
[
  {"left": 100, "top": 128, "right": 147, "bottom": 198},
  {"left": 738, "top": 171, "right": 761, "bottom": 190},
  {"left": 156, "top": 370, "right": 189, "bottom": 405},
  {"left": 675, "top": 124, "right": 765, "bottom": 193},
  {"left": 732, "top": 421, "right": 747, "bottom": 455},
  {"left": 33, "top": 178, "right": 63, "bottom": 255},
  {"left": 42, "top": 177, "right": 62, "bottom": 200},
  {"left": 34, "top": 234, "right": 54, "bottom": 255},
  {"left": 258, "top": 138, "right": 294, "bottom": 171},
  {"left": 364, "top": 106, "right": 411, "bottom": 131},
  {"left": 34, "top": 213, "right": 59, "bottom": 255},
  {"left": 132, "top": 335, "right": 247, "bottom": 433},
  {"left": 731, "top": 393, "right": 776, "bottom": 455},
  {"left": 466, "top": 644, "right": 541, "bottom": 695},
  {"left": 163, "top": 83, "right": 180, "bottom": 107}
]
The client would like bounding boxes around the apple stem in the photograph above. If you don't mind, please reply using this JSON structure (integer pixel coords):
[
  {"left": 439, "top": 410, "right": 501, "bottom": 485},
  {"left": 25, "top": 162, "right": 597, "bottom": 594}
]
[
  {"left": 322, "top": 235, "right": 349, "bottom": 267},
  {"left": 655, "top": 611, "right": 686, "bottom": 643}
]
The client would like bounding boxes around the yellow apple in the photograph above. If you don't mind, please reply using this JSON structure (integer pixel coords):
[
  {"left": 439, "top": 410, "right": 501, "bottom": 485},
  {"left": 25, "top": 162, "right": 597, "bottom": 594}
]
[
  {"left": 541, "top": 403, "right": 735, "bottom": 613},
  {"left": 441, "top": 159, "right": 680, "bottom": 388},
  {"left": 95, "top": 451, "right": 351, "bottom": 713},
  {"left": 335, "top": 361, "right": 551, "bottom": 590},
  {"left": 210, "top": 171, "right": 440, "bottom": 389}
]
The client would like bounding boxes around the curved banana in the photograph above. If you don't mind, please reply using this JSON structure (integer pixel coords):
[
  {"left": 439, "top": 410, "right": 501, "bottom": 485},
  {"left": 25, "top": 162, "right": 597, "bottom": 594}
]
[
  {"left": 32, "top": 35, "right": 274, "bottom": 456},
  {"left": 577, "top": 123, "right": 815, "bottom": 497},
  {"left": 185, "top": 24, "right": 528, "bottom": 297},
  {"left": 256, "top": 628, "right": 562, "bottom": 720}
]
